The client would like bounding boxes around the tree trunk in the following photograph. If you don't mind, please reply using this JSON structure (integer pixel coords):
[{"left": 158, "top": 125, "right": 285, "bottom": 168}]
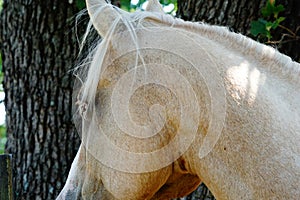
[
  {"left": 0, "top": 1, "right": 81, "bottom": 199},
  {"left": 177, "top": 0, "right": 300, "bottom": 62},
  {"left": 176, "top": 0, "right": 299, "bottom": 199},
  {"left": 274, "top": 0, "right": 300, "bottom": 62}
]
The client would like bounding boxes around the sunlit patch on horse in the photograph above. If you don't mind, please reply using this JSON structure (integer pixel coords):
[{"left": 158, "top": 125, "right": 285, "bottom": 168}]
[{"left": 57, "top": 0, "right": 300, "bottom": 199}]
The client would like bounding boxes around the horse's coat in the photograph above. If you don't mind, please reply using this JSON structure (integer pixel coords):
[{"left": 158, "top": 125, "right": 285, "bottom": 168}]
[{"left": 57, "top": 0, "right": 300, "bottom": 199}]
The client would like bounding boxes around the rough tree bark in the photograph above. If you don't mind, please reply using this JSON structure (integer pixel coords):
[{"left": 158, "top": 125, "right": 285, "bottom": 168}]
[
  {"left": 176, "top": 0, "right": 299, "bottom": 199},
  {"left": 0, "top": 1, "right": 81, "bottom": 199}
]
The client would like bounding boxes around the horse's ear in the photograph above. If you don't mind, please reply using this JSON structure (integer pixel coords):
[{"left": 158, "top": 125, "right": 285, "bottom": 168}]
[
  {"left": 146, "top": 0, "right": 164, "bottom": 13},
  {"left": 86, "top": 0, "right": 119, "bottom": 37}
]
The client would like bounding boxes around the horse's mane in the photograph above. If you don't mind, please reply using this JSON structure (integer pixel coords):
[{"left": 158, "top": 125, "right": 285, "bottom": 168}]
[
  {"left": 79, "top": 7, "right": 300, "bottom": 79},
  {"left": 146, "top": 13, "right": 300, "bottom": 80},
  {"left": 75, "top": 6, "right": 300, "bottom": 119}
]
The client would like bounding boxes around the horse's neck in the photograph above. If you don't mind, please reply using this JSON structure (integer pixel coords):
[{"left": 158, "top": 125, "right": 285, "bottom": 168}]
[
  {"left": 179, "top": 21, "right": 300, "bottom": 109},
  {"left": 167, "top": 19, "right": 300, "bottom": 199}
]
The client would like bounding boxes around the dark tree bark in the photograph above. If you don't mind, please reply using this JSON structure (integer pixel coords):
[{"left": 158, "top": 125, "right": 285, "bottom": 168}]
[
  {"left": 0, "top": 1, "right": 81, "bottom": 199},
  {"left": 177, "top": 0, "right": 300, "bottom": 62},
  {"left": 177, "top": 0, "right": 265, "bottom": 34},
  {"left": 274, "top": 0, "right": 300, "bottom": 62},
  {"left": 176, "top": 0, "right": 299, "bottom": 199}
]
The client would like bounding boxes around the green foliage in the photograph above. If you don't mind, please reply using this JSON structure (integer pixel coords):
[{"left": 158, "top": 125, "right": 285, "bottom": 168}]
[
  {"left": 250, "top": 0, "right": 285, "bottom": 40},
  {"left": 0, "top": 125, "right": 6, "bottom": 154},
  {"left": 261, "top": 0, "right": 284, "bottom": 18},
  {"left": 127, "top": 0, "right": 177, "bottom": 12},
  {"left": 74, "top": 0, "right": 177, "bottom": 13},
  {"left": 76, "top": 0, "right": 86, "bottom": 10},
  {"left": 120, "top": 0, "right": 132, "bottom": 11},
  {"left": 0, "top": 53, "right": 2, "bottom": 73}
]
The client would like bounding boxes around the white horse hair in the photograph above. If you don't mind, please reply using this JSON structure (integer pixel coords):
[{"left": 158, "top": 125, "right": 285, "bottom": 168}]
[{"left": 57, "top": 0, "right": 300, "bottom": 199}]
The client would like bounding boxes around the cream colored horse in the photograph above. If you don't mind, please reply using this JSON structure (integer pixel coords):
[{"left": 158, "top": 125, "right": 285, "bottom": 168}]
[{"left": 57, "top": 0, "right": 300, "bottom": 199}]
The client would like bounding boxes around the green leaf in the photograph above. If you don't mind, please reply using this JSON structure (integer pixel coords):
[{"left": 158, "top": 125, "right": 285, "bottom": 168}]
[
  {"left": 121, "top": 0, "right": 133, "bottom": 11},
  {"left": 261, "top": 0, "right": 285, "bottom": 19},
  {"left": 266, "top": 21, "right": 274, "bottom": 31},
  {"left": 76, "top": 0, "right": 86, "bottom": 10},
  {"left": 270, "top": 18, "right": 283, "bottom": 30},
  {"left": 251, "top": 0, "right": 287, "bottom": 42},
  {"left": 0, "top": 0, "right": 3, "bottom": 11},
  {"left": 0, "top": 53, "right": 2, "bottom": 72},
  {"left": 0, "top": 125, "right": 6, "bottom": 137},
  {"left": 261, "top": 1, "right": 274, "bottom": 17},
  {"left": 266, "top": 31, "right": 272, "bottom": 40},
  {"left": 258, "top": 18, "right": 268, "bottom": 25},
  {"left": 276, "top": 16, "right": 285, "bottom": 24},
  {"left": 273, "top": 4, "right": 285, "bottom": 18},
  {"left": 0, "top": 125, "right": 6, "bottom": 154},
  {"left": 250, "top": 20, "right": 268, "bottom": 37}
]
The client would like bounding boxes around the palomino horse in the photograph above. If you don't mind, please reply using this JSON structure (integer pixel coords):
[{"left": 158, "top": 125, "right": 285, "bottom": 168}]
[{"left": 57, "top": 0, "right": 300, "bottom": 199}]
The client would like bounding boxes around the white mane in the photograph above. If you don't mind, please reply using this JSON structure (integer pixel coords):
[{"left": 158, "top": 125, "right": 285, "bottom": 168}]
[
  {"left": 140, "top": 13, "right": 300, "bottom": 81},
  {"left": 76, "top": 5, "right": 300, "bottom": 99}
]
